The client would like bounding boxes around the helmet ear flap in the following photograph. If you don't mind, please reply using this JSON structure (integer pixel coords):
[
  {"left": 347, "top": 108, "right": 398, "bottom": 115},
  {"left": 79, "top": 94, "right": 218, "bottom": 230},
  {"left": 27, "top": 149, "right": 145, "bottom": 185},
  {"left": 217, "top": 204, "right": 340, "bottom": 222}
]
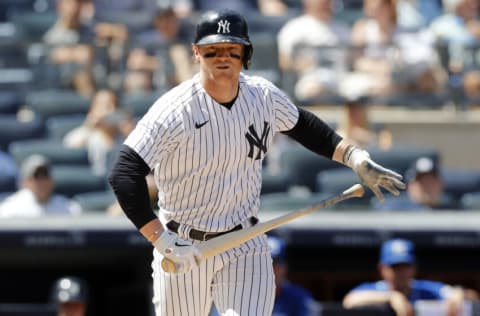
[{"left": 243, "top": 44, "right": 253, "bottom": 70}]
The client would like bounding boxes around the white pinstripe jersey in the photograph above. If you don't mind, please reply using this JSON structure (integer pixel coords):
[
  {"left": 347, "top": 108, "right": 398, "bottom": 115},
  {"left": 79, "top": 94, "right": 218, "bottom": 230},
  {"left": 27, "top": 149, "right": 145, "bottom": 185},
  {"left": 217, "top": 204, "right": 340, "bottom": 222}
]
[{"left": 125, "top": 73, "right": 299, "bottom": 232}]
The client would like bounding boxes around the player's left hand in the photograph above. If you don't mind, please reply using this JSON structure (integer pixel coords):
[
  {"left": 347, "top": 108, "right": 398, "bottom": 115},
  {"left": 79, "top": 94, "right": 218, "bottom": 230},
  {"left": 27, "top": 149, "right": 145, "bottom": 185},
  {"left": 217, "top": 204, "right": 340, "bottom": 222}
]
[
  {"left": 347, "top": 148, "right": 406, "bottom": 201},
  {"left": 153, "top": 231, "right": 201, "bottom": 274}
]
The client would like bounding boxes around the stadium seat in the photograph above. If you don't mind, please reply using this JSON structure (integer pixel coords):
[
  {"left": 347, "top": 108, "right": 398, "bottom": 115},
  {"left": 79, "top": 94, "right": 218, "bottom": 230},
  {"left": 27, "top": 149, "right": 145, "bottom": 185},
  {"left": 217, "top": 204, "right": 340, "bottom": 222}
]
[
  {"left": 0, "top": 0, "right": 36, "bottom": 22},
  {"left": 73, "top": 190, "right": 117, "bottom": 213},
  {"left": 246, "top": 32, "right": 281, "bottom": 85},
  {"left": 51, "top": 165, "right": 108, "bottom": 198},
  {"left": 121, "top": 91, "right": 160, "bottom": 117},
  {"left": 25, "top": 89, "right": 91, "bottom": 119},
  {"left": 366, "top": 146, "right": 439, "bottom": 176},
  {"left": 93, "top": 11, "right": 154, "bottom": 34},
  {"left": 246, "top": 11, "right": 296, "bottom": 34},
  {"left": 0, "top": 114, "right": 45, "bottom": 150},
  {"left": 260, "top": 190, "right": 332, "bottom": 212},
  {"left": 370, "top": 92, "right": 450, "bottom": 109},
  {"left": 460, "top": 192, "right": 480, "bottom": 210},
  {"left": 315, "top": 168, "right": 373, "bottom": 208},
  {"left": 261, "top": 169, "right": 290, "bottom": 195},
  {"left": 10, "top": 11, "right": 56, "bottom": 43},
  {"left": 0, "top": 150, "right": 18, "bottom": 193},
  {"left": 0, "top": 91, "right": 22, "bottom": 114},
  {"left": 278, "top": 143, "right": 342, "bottom": 192},
  {"left": 442, "top": 169, "right": 480, "bottom": 201},
  {"left": 0, "top": 68, "right": 33, "bottom": 92},
  {"left": 0, "top": 42, "right": 29, "bottom": 68},
  {"left": 9, "top": 139, "right": 89, "bottom": 165},
  {"left": 46, "top": 114, "right": 85, "bottom": 140},
  {"left": 0, "top": 303, "right": 56, "bottom": 316}
]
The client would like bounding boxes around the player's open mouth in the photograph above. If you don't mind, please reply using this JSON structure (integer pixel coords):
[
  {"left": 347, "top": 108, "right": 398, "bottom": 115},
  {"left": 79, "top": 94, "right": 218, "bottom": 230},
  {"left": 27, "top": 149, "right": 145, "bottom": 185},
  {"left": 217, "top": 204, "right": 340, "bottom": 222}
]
[{"left": 216, "top": 65, "right": 230, "bottom": 70}]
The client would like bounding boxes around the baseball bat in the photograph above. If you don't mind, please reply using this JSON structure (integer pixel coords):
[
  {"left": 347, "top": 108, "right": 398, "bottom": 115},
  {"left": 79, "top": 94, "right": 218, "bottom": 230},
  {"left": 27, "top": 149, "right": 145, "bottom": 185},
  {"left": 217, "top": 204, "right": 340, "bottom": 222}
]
[{"left": 161, "top": 183, "right": 365, "bottom": 273}]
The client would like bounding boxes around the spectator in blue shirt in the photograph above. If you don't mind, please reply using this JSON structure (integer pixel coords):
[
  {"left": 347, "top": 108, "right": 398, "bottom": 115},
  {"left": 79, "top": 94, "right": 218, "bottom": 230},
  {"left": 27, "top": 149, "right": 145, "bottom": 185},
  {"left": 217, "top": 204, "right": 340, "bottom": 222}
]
[
  {"left": 343, "top": 238, "right": 478, "bottom": 316},
  {"left": 373, "top": 156, "right": 460, "bottom": 211},
  {"left": 269, "top": 235, "right": 317, "bottom": 316},
  {"left": 210, "top": 235, "right": 317, "bottom": 316}
]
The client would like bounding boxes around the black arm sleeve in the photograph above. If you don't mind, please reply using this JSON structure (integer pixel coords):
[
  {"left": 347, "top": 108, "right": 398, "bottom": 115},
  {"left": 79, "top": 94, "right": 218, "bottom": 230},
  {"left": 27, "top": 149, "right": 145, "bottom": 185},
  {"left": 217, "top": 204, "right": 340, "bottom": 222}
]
[
  {"left": 107, "top": 144, "right": 157, "bottom": 230},
  {"left": 281, "top": 107, "right": 343, "bottom": 159}
]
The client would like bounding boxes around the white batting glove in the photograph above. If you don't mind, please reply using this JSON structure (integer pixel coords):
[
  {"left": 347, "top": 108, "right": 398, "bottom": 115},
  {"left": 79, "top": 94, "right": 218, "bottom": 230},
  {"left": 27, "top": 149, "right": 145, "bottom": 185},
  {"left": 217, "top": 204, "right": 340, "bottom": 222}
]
[
  {"left": 153, "top": 231, "right": 201, "bottom": 274},
  {"left": 344, "top": 147, "right": 406, "bottom": 202}
]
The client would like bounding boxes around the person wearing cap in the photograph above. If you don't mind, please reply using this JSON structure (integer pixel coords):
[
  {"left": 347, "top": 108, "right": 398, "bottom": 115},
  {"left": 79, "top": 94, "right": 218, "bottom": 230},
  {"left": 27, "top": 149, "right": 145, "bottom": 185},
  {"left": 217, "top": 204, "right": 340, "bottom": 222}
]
[
  {"left": 50, "top": 276, "right": 88, "bottom": 316},
  {"left": 269, "top": 235, "right": 317, "bottom": 316},
  {"left": 374, "top": 156, "right": 459, "bottom": 211},
  {"left": 343, "top": 238, "right": 478, "bottom": 316},
  {"left": 210, "top": 235, "right": 317, "bottom": 316},
  {"left": 0, "top": 154, "right": 82, "bottom": 217},
  {"left": 108, "top": 8, "right": 405, "bottom": 316}
]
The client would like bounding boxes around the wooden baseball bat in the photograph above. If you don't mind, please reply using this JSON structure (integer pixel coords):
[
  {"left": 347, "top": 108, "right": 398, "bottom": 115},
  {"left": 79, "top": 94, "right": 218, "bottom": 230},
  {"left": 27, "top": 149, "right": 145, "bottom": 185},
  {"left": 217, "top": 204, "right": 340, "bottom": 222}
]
[{"left": 161, "top": 183, "right": 365, "bottom": 273}]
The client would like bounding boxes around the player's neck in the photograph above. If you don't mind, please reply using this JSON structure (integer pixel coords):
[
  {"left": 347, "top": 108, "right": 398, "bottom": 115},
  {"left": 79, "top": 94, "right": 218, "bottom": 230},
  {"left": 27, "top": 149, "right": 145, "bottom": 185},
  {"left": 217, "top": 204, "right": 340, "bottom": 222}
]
[{"left": 201, "top": 77, "right": 239, "bottom": 104}]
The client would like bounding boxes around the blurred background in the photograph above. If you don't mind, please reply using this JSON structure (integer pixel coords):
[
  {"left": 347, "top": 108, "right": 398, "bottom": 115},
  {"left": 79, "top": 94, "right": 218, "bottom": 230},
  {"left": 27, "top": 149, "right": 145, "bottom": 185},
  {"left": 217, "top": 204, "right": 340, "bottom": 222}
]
[{"left": 0, "top": 0, "right": 479, "bottom": 315}]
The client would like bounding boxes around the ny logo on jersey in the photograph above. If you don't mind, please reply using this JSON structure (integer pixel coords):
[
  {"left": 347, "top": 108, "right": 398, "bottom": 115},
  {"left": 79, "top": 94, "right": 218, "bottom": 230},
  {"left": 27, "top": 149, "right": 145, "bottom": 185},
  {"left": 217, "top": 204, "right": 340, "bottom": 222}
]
[
  {"left": 217, "top": 20, "right": 230, "bottom": 34},
  {"left": 245, "top": 122, "right": 270, "bottom": 160}
]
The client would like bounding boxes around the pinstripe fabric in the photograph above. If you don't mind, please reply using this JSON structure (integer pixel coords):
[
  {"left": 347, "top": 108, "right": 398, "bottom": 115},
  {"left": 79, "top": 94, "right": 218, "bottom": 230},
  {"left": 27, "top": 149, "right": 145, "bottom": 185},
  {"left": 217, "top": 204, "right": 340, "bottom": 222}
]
[
  {"left": 125, "top": 72, "right": 297, "bottom": 316},
  {"left": 152, "top": 234, "right": 274, "bottom": 316},
  {"left": 124, "top": 73, "right": 298, "bottom": 232}
]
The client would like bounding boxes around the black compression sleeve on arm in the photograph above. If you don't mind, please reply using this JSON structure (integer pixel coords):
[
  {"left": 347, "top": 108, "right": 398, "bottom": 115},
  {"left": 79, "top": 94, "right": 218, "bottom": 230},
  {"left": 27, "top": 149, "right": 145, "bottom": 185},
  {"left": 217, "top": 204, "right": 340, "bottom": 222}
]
[
  {"left": 107, "top": 145, "right": 157, "bottom": 230},
  {"left": 282, "top": 107, "right": 343, "bottom": 159}
]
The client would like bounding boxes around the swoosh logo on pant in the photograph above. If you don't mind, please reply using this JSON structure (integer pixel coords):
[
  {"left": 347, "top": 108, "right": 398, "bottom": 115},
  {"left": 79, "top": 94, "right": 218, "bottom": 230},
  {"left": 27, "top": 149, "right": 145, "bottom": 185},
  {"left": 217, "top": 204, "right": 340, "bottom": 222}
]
[{"left": 174, "top": 241, "right": 191, "bottom": 247}]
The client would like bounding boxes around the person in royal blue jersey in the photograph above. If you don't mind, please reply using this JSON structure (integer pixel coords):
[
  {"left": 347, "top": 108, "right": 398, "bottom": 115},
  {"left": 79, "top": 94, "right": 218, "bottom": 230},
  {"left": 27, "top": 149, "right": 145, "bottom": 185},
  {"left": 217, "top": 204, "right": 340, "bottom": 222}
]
[
  {"left": 269, "top": 235, "right": 318, "bottom": 316},
  {"left": 343, "top": 238, "right": 478, "bottom": 316},
  {"left": 210, "top": 235, "right": 317, "bottom": 316}
]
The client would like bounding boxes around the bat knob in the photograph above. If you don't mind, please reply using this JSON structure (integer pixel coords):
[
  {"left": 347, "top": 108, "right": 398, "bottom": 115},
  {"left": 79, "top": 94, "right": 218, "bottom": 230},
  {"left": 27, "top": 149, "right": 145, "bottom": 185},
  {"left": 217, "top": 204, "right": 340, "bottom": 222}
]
[{"left": 161, "top": 258, "right": 177, "bottom": 273}]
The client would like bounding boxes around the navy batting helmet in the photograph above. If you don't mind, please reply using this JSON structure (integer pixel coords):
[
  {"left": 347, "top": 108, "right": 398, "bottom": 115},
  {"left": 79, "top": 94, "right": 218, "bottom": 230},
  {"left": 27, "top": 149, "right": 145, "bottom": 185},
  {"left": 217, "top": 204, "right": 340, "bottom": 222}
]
[
  {"left": 194, "top": 10, "right": 253, "bottom": 69},
  {"left": 50, "top": 276, "right": 88, "bottom": 304}
]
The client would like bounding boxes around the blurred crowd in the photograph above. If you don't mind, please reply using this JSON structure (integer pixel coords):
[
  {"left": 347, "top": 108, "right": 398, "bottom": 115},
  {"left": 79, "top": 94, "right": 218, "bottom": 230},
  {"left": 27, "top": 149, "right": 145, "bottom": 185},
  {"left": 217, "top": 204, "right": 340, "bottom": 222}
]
[{"left": 1, "top": 0, "right": 480, "bottom": 215}]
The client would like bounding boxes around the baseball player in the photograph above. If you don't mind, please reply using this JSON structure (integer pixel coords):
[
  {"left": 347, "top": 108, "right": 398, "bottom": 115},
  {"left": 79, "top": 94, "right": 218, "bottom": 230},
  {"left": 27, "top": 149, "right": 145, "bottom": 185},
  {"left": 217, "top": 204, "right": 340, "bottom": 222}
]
[{"left": 108, "top": 9, "right": 405, "bottom": 316}]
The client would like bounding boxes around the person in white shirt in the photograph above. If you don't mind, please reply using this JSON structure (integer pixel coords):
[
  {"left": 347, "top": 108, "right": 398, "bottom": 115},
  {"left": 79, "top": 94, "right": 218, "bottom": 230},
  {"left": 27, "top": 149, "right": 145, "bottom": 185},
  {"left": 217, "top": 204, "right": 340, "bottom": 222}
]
[{"left": 0, "top": 154, "right": 82, "bottom": 217}]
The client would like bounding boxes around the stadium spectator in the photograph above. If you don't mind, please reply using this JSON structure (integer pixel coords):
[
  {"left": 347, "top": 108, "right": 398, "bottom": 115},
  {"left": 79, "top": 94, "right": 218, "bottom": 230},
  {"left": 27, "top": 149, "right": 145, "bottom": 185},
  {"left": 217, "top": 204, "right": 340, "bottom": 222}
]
[
  {"left": 268, "top": 235, "right": 318, "bottom": 316},
  {"left": 134, "top": 6, "right": 193, "bottom": 47},
  {"left": 43, "top": 0, "right": 96, "bottom": 96},
  {"left": 63, "top": 89, "right": 134, "bottom": 175},
  {"left": 373, "top": 156, "right": 460, "bottom": 210},
  {"left": 124, "top": 6, "right": 197, "bottom": 93},
  {"left": 349, "top": 0, "right": 447, "bottom": 97},
  {"left": 89, "top": 0, "right": 156, "bottom": 13},
  {"left": 335, "top": 95, "right": 393, "bottom": 150},
  {"left": 343, "top": 238, "right": 479, "bottom": 316},
  {"left": 396, "top": 0, "right": 443, "bottom": 31},
  {"left": 276, "top": 0, "right": 351, "bottom": 102},
  {"left": 429, "top": 0, "right": 480, "bottom": 108},
  {"left": 210, "top": 235, "right": 317, "bottom": 316},
  {"left": 0, "top": 154, "right": 82, "bottom": 217},
  {"left": 50, "top": 275, "right": 89, "bottom": 316},
  {"left": 429, "top": 0, "right": 480, "bottom": 72},
  {"left": 191, "top": 0, "right": 288, "bottom": 16}
]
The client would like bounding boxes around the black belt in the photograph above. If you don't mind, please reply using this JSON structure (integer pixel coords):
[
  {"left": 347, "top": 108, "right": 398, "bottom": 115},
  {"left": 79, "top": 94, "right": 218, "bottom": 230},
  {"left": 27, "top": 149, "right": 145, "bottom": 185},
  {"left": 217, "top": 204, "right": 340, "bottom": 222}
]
[{"left": 166, "top": 217, "right": 258, "bottom": 241}]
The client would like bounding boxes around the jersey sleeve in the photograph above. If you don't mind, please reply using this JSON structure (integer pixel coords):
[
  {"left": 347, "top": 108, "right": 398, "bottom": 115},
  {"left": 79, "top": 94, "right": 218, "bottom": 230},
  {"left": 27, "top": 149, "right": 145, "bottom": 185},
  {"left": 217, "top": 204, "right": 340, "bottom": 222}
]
[
  {"left": 269, "top": 82, "right": 299, "bottom": 132},
  {"left": 124, "top": 99, "right": 184, "bottom": 169}
]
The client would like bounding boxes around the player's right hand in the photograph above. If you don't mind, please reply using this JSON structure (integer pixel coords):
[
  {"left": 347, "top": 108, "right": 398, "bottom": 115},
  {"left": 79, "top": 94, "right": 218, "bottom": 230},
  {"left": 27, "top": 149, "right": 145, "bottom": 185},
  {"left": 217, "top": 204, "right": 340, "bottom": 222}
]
[{"left": 153, "top": 231, "right": 201, "bottom": 274}]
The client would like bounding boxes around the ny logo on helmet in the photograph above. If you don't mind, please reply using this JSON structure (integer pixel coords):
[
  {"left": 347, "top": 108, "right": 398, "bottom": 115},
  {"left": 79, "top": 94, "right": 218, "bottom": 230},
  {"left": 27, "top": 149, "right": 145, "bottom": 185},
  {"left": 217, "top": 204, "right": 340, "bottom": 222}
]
[{"left": 217, "top": 20, "right": 230, "bottom": 34}]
